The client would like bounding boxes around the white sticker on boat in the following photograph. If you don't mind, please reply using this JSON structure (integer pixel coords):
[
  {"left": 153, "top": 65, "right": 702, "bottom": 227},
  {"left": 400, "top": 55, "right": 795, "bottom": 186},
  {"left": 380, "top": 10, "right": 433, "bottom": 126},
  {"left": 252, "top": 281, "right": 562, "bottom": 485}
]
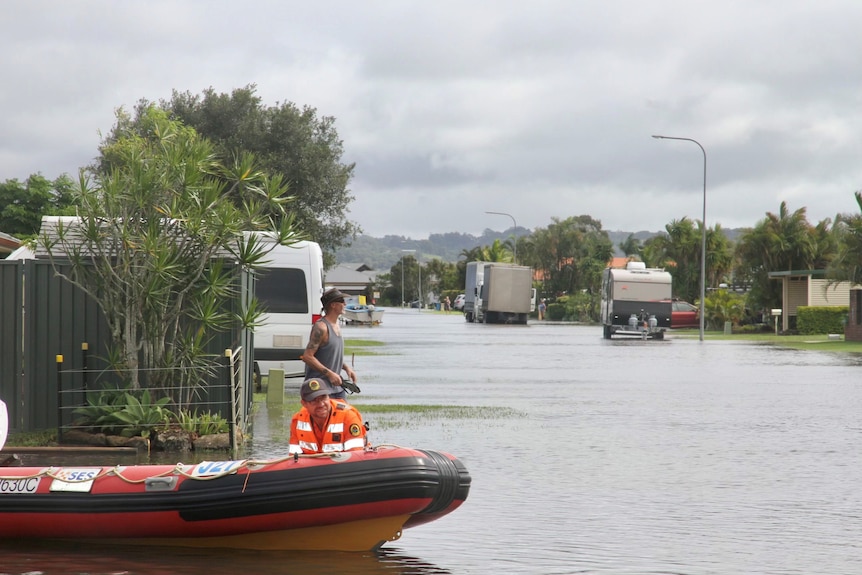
[
  {"left": 192, "top": 460, "right": 245, "bottom": 477},
  {"left": 50, "top": 468, "right": 99, "bottom": 492},
  {"left": 0, "top": 477, "right": 41, "bottom": 494}
]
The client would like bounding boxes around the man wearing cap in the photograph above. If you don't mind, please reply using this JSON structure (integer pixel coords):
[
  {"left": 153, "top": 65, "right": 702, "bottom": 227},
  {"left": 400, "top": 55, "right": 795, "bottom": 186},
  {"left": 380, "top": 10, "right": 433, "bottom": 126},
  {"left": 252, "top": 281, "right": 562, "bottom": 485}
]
[
  {"left": 289, "top": 378, "right": 367, "bottom": 454},
  {"left": 301, "top": 287, "right": 357, "bottom": 401}
]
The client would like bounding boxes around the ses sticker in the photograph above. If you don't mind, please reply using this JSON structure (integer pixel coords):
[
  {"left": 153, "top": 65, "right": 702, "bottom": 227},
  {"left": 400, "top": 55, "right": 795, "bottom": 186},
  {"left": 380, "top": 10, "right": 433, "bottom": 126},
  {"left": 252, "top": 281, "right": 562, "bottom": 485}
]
[{"left": 50, "top": 468, "right": 100, "bottom": 493}]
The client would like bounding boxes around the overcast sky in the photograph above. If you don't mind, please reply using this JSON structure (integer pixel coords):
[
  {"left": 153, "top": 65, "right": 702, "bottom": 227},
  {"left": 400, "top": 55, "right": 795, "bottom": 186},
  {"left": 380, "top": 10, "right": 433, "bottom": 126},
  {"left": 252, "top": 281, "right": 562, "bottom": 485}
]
[{"left": 3, "top": 1, "right": 862, "bottom": 239}]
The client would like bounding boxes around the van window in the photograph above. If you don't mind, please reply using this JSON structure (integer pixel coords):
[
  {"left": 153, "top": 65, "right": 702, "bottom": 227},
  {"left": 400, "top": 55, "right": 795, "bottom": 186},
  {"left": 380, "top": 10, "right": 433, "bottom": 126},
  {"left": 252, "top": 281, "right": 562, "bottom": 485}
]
[{"left": 256, "top": 268, "right": 309, "bottom": 314}]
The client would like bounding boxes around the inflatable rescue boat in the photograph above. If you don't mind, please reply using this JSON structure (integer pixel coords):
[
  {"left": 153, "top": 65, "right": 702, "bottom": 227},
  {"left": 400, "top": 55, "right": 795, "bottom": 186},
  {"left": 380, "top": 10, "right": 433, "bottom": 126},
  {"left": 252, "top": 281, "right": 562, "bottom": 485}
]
[{"left": 0, "top": 445, "right": 471, "bottom": 551}]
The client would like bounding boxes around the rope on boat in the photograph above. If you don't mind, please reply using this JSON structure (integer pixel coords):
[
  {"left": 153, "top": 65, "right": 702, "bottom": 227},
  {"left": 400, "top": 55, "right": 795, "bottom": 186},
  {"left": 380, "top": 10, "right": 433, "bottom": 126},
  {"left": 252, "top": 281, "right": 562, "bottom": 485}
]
[{"left": 0, "top": 444, "right": 403, "bottom": 484}]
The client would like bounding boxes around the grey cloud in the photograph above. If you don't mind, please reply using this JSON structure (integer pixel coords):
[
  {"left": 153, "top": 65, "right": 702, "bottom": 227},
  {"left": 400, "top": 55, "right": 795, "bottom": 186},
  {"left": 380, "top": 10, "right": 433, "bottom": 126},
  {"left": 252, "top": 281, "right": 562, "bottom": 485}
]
[{"left": 3, "top": 0, "right": 862, "bottom": 240}]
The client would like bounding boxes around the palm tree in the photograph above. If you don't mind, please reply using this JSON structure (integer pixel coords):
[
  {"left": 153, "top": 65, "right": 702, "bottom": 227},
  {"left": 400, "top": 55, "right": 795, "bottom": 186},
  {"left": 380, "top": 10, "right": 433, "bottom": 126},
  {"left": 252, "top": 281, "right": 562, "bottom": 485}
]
[
  {"left": 483, "top": 239, "right": 511, "bottom": 263},
  {"left": 643, "top": 218, "right": 701, "bottom": 301},
  {"left": 735, "top": 201, "right": 833, "bottom": 315},
  {"left": 618, "top": 234, "right": 642, "bottom": 259},
  {"left": 828, "top": 191, "right": 862, "bottom": 285}
]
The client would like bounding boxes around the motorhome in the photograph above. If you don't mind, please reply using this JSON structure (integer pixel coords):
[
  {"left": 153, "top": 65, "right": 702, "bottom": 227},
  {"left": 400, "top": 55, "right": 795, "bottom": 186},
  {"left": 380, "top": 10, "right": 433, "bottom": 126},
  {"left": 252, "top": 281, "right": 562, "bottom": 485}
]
[{"left": 600, "top": 261, "right": 672, "bottom": 339}]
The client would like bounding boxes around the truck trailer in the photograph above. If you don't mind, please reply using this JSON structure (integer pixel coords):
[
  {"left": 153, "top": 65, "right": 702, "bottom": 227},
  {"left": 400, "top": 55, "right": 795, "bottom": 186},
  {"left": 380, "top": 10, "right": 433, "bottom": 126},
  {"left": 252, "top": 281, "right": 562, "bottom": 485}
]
[
  {"left": 464, "top": 262, "right": 534, "bottom": 325},
  {"left": 600, "top": 261, "right": 672, "bottom": 339}
]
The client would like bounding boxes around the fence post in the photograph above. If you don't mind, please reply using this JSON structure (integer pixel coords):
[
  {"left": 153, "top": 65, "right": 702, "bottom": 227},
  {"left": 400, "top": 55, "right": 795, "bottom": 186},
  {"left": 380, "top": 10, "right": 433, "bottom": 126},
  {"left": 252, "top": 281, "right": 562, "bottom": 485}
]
[
  {"left": 56, "top": 355, "right": 63, "bottom": 445},
  {"left": 225, "top": 349, "right": 236, "bottom": 456},
  {"left": 81, "top": 342, "right": 89, "bottom": 406}
]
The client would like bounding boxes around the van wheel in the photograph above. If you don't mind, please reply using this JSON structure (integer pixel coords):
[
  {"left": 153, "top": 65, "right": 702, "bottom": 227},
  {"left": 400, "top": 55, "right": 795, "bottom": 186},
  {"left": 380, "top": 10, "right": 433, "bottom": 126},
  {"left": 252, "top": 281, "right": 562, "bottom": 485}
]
[{"left": 603, "top": 325, "right": 611, "bottom": 339}]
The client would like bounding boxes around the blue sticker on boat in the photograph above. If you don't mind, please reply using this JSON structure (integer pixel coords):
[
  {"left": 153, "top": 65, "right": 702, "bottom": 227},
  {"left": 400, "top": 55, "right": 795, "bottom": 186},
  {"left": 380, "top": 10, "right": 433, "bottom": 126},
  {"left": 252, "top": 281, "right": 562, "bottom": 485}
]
[{"left": 193, "top": 460, "right": 245, "bottom": 477}]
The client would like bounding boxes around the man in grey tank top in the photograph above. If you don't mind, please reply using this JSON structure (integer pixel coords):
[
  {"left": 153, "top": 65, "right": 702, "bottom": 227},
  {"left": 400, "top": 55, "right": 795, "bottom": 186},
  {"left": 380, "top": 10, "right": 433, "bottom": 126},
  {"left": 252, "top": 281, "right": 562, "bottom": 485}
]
[{"left": 300, "top": 288, "right": 358, "bottom": 401}]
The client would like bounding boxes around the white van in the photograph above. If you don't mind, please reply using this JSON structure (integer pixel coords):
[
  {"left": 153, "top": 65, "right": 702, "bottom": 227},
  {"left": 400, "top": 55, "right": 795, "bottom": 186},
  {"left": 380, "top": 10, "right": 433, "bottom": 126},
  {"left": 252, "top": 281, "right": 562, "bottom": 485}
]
[{"left": 251, "top": 234, "right": 325, "bottom": 380}]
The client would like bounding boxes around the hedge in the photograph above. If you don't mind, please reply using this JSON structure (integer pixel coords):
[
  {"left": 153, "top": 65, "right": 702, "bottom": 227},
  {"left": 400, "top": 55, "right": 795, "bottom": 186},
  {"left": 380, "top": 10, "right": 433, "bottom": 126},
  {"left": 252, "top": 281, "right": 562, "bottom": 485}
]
[{"left": 796, "top": 306, "right": 848, "bottom": 335}]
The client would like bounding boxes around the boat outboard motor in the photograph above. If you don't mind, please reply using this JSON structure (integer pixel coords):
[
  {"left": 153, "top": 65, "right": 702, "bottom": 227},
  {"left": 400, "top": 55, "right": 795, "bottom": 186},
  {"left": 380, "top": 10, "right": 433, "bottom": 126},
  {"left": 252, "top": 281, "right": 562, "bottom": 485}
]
[
  {"left": 628, "top": 314, "right": 638, "bottom": 329},
  {"left": 648, "top": 315, "right": 658, "bottom": 329}
]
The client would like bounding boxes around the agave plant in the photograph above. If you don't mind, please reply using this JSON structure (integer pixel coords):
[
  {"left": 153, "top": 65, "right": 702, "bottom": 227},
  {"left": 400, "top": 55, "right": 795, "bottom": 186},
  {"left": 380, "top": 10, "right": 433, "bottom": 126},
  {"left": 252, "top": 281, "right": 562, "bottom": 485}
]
[{"left": 108, "top": 390, "right": 175, "bottom": 438}]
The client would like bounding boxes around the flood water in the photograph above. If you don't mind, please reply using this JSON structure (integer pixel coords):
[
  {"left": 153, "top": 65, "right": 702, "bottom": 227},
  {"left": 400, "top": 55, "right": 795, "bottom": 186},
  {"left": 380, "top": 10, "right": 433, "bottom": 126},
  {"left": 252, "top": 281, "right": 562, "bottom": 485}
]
[{"left": 4, "top": 310, "right": 862, "bottom": 574}]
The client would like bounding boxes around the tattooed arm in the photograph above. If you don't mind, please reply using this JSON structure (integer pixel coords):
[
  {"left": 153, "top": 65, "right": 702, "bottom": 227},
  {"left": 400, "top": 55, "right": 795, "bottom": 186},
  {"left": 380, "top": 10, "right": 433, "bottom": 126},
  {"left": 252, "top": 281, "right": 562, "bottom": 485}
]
[{"left": 300, "top": 321, "right": 342, "bottom": 385}]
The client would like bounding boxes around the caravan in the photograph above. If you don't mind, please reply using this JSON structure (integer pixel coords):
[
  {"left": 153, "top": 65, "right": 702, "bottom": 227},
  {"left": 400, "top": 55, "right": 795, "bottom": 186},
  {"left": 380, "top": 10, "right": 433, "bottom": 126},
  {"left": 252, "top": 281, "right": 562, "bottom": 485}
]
[
  {"left": 250, "top": 234, "right": 325, "bottom": 381},
  {"left": 600, "top": 261, "right": 672, "bottom": 339}
]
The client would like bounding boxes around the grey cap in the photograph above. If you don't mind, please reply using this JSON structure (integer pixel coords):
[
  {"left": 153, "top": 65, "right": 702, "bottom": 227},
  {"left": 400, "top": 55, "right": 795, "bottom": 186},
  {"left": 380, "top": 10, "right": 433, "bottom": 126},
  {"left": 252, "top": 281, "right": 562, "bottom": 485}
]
[
  {"left": 300, "top": 378, "right": 334, "bottom": 402},
  {"left": 321, "top": 287, "right": 348, "bottom": 308}
]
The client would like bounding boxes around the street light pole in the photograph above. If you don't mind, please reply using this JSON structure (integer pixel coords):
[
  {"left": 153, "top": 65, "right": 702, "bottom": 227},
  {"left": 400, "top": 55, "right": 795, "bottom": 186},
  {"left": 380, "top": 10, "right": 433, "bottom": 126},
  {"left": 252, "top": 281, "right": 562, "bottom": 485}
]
[
  {"left": 401, "top": 249, "right": 415, "bottom": 308},
  {"left": 485, "top": 211, "right": 518, "bottom": 263},
  {"left": 652, "top": 135, "right": 707, "bottom": 342}
]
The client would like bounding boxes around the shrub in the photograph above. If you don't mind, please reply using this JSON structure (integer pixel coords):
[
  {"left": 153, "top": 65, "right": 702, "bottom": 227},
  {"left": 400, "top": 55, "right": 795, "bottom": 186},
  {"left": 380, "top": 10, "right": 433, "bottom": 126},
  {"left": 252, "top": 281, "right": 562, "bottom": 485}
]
[
  {"left": 177, "top": 409, "right": 230, "bottom": 435},
  {"left": 546, "top": 302, "right": 567, "bottom": 321},
  {"left": 796, "top": 306, "right": 848, "bottom": 335},
  {"left": 73, "top": 388, "right": 175, "bottom": 438}
]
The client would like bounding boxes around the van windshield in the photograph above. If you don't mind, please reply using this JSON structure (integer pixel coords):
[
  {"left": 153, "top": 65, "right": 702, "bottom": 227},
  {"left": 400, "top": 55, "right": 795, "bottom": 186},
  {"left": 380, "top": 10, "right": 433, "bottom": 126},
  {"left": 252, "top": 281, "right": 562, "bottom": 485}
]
[{"left": 256, "top": 268, "right": 309, "bottom": 314}]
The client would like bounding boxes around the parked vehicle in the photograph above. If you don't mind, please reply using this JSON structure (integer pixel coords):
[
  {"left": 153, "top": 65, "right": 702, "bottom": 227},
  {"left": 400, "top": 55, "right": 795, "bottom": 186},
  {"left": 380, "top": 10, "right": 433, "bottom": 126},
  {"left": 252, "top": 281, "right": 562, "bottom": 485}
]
[
  {"left": 600, "top": 261, "right": 672, "bottom": 339},
  {"left": 463, "top": 262, "right": 485, "bottom": 322},
  {"left": 453, "top": 294, "right": 466, "bottom": 311},
  {"left": 464, "top": 262, "right": 533, "bottom": 324},
  {"left": 668, "top": 299, "right": 700, "bottom": 329},
  {"left": 251, "top": 234, "right": 325, "bottom": 380}
]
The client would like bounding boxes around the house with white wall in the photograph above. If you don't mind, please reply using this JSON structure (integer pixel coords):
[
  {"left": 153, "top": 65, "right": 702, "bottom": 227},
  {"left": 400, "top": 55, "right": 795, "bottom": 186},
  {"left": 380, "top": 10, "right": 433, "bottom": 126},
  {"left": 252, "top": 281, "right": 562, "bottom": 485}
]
[{"left": 768, "top": 269, "right": 855, "bottom": 331}]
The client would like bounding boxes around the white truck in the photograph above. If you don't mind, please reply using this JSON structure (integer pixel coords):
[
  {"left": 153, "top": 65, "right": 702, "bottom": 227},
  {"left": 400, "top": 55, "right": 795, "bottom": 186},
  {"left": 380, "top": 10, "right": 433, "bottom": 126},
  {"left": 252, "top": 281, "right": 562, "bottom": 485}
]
[
  {"left": 463, "top": 261, "right": 485, "bottom": 323},
  {"left": 464, "top": 261, "right": 534, "bottom": 325},
  {"left": 600, "top": 261, "right": 672, "bottom": 339},
  {"left": 250, "top": 235, "right": 325, "bottom": 380}
]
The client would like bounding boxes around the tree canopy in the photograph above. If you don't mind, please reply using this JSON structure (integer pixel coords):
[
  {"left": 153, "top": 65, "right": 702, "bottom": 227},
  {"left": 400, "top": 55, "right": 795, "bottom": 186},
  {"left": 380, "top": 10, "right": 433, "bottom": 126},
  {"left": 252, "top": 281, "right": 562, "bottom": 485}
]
[
  {"left": 0, "top": 174, "right": 76, "bottom": 239},
  {"left": 45, "top": 107, "right": 297, "bottom": 401},
  {"left": 99, "top": 84, "right": 358, "bottom": 264}
]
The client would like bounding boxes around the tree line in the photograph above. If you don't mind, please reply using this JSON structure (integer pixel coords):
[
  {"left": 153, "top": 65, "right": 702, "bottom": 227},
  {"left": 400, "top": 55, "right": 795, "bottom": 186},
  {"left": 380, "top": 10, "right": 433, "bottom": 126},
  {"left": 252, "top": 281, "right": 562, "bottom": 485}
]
[{"left": 376, "top": 200, "right": 862, "bottom": 329}]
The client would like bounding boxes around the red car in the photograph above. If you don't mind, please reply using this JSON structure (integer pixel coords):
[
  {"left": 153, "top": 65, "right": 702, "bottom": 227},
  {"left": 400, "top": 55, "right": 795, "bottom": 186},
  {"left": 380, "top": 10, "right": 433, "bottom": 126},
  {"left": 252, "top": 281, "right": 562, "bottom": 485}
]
[{"left": 668, "top": 299, "right": 699, "bottom": 329}]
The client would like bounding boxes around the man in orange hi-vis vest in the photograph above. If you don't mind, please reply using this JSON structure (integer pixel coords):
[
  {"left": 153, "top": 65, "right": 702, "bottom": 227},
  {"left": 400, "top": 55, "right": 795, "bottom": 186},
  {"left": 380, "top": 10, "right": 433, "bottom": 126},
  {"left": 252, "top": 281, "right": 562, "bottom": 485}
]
[{"left": 289, "top": 378, "right": 367, "bottom": 454}]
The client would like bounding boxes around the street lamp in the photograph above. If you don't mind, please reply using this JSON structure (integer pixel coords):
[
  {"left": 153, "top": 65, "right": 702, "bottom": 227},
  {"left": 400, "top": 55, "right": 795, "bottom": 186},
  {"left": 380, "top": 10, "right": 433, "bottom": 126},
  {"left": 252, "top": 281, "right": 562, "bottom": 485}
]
[
  {"left": 652, "top": 134, "right": 707, "bottom": 342},
  {"left": 401, "top": 249, "right": 415, "bottom": 308},
  {"left": 485, "top": 211, "right": 517, "bottom": 263}
]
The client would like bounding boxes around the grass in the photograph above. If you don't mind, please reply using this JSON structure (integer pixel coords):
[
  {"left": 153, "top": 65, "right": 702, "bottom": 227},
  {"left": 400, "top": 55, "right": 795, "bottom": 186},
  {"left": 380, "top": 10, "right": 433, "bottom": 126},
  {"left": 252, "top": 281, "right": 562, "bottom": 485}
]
[
  {"left": 344, "top": 338, "right": 385, "bottom": 356},
  {"left": 345, "top": 404, "right": 523, "bottom": 431},
  {"left": 672, "top": 330, "right": 862, "bottom": 352},
  {"left": 356, "top": 403, "right": 520, "bottom": 417},
  {"left": 6, "top": 430, "right": 58, "bottom": 447}
]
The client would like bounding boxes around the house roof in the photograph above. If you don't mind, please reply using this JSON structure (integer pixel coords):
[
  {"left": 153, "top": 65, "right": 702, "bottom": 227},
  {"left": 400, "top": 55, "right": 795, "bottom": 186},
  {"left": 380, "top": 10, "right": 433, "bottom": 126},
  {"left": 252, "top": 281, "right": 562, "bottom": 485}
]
[
  {"left": 325, "top": 263, "right": 380, "bottom": 291},
  {"left": 767, "top": 269, "right": 827, "bottom": 278},
  {"left": 339, "top": 262, "right": 374, "bottom": 272},
  {"left": 0, "top": 232, "right": 22, "bottom": 255}
]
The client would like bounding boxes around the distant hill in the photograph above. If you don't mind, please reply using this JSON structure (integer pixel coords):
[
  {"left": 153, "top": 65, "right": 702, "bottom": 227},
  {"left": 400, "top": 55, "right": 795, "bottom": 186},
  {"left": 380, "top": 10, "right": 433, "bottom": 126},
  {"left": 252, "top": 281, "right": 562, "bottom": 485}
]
[{"left": 334, "top": 228, "right": 747, "bottom": 271}]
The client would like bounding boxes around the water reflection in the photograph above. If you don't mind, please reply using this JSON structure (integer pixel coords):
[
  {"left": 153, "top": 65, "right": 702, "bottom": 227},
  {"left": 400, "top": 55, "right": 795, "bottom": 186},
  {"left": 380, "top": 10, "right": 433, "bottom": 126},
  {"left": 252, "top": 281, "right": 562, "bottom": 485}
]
[{"left": 0, "top": 541, "right": 451, "bottom": 575}]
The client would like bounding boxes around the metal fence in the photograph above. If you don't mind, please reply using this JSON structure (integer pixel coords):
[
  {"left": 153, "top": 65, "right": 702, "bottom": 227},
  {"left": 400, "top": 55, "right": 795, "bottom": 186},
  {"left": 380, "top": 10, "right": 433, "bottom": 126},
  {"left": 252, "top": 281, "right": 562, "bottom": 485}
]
[{"left": 0, "top": 258, "right": 253, "bottom": 435}]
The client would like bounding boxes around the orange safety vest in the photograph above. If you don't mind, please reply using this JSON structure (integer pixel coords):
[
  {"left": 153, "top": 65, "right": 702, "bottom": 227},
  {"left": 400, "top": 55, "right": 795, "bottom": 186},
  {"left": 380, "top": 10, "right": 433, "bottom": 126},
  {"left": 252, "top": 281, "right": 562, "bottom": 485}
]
[{"left": 289, "top": 399, "right": 367, "bottom": 454}]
